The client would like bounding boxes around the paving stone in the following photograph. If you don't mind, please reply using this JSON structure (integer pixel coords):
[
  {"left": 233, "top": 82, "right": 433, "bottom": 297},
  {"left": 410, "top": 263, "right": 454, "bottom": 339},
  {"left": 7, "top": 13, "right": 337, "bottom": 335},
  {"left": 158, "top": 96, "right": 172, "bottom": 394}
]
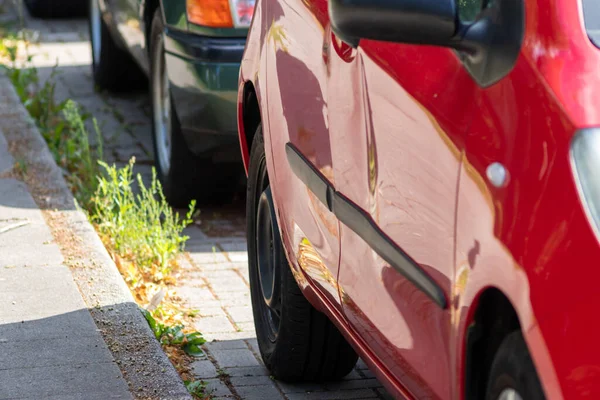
[
  {"left": 343, "top": 369, "right": 364, "bottom": 380},
  {"left": 198, "top": 306, "right": 228, "bottom": 318},
  {"left": 206, "top": 331, "right": 256, "bottom": 341},
  {"left": 204, "top": 339, "right": 249, "bottom": 351},
  {"left": 183, "top": 225, "right": 210, "bottom": 244},
  {"left": 66, "top": 41, "right": 93, "bottom": 64},
  {"left": 174, "top": 286, "right": 217, "bottom": 302},
  {"left": 235, "top": 384, "right": 284, "bottom": 400},
  {"left": 203, "top": 378, "right": 234, "bottom": 397},
  {"left": 356, "top": 359, "right": 370, "bottom": 370},
  {"left": 191, "top": 360, "right": 218, "bottom": 379},
  {"left": 219, "top": 241, "right": 248, "bottom": 262},
  {"left": 285, "top": 389, "right": 379, "bottom": 400},
  {"left": 210, "top": 348, "right": 261, "bottom": 368},
  {"left": 62, "top": 65, "right": 95, "bottom": 96},
  {"left": 40, "top": 31, "right": 83, "bottom": 43},
  {"left": 237, "top": 267, "right": 250, "bottom": 284},
  {"left": 128, "top": 122, "right": 154, "bottom": 155},
  {"left": 245, "top": 338, "right": 259, "bottom": 353},
  {"left": 202, "top": 269, "right": 243, "bottom": 281},
  {"left": 206, "top": 275, "right": 249, "bottom": 293},
  {"left": 229, "top": 375, "right": 274, "bottom": 386},
  {"left": 360, "top": 369, "right": 377, "bottom": 379},
  {"left": 113, "top": 144, "right": 152, "bottom": 163},
  {"left": 277, "top": 382, "right": 332, "bottom": 394},
  {"left": 324, "top": 379, "right": 383, "bottom": 391},
  {"left": 375, "top": 387, "right": 395, "bottom": 400},
  {"left": 225, "top": 365, "right": 270, "bottom": 377},
  {"left": 188, "top": 243, "right": 229, "bottom": 265},
  {"left": 224, "top": 305, "right": 253, "bottom": 323},
  {"left": 195, "top": 315, "right": 235, "bottom": 334},
  {"left": 236, "top": 322, "right": 255, "bottom": 332},
  {"left": 213, "top": 291, "right": 251, "bottom": 307}
]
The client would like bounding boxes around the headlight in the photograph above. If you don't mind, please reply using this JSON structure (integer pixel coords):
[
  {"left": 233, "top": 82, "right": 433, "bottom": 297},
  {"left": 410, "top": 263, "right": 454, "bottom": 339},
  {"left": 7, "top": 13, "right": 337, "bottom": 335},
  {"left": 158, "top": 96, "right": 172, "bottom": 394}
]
[{"left": 570, "top": 128, "right": 600, "bottom": 239}]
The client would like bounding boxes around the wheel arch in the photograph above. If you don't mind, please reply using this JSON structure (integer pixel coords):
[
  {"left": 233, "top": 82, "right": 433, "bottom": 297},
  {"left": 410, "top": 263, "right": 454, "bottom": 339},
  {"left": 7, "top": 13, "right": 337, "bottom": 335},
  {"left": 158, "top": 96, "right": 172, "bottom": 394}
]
[{"left": 238, "top": 80, "right": 262, "bottom": 175}]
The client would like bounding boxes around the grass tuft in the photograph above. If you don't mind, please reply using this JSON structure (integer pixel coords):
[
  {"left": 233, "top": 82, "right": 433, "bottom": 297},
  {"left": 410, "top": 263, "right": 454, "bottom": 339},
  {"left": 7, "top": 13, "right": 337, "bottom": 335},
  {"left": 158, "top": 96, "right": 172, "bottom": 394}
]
[{"left": 91, "top": 158, "right": 195, "bottom": 281}]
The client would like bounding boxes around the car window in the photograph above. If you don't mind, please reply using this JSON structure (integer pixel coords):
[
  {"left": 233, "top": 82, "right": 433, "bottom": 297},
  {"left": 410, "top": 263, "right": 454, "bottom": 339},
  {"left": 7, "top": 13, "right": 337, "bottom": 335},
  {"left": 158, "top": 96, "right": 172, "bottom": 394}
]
[
  {"left": 457, "top": 0, "right": 487, "bottom": 22},
  {"left": 583, "top": 0, "right": 600, "bottom": 47}
]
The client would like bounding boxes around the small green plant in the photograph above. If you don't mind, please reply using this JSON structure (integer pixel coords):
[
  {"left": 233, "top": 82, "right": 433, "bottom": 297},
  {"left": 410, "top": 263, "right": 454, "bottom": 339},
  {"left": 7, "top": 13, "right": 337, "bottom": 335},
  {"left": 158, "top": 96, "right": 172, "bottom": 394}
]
[
  {"left": 14, "top": 158, "right": 27, "bottom": 176},
  {"left": 60, "top": 100, "right": 103, "bottom": 207},
  {"left": 184, "top": 380, "right": 207, "bottom": 398},
  {"left": 216, "top": 368, "right": 229, "bottom": 378},
  {"left": 143, "top": 309, "right": 206, "bottom": 356},
  {"left": 3, "top": 35, "right": 103, "bottom": 208},
  {"left": 91, "top": 159, "right": 195, "bottom": 280}
]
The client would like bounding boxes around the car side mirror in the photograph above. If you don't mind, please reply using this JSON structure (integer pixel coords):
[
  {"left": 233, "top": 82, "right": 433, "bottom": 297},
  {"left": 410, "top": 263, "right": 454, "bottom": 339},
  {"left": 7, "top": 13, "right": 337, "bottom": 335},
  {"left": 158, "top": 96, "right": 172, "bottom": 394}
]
[
  {"left": 328, "top": 0, "right": 524, "bottom": 87},
  {"left": 329, "top": 0, "right": 457, "bottom": 48}
]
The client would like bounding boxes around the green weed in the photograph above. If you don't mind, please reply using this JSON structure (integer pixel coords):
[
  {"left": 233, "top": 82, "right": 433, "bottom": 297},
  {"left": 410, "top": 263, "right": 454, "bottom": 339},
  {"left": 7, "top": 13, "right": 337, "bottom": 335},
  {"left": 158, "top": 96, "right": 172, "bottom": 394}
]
[
  {"left": 60, "top": 100, "right": 103, "bottom": 207},
  {"left": 184, "top": 380, "right": 207, "bottom": 398},
  {"left": 91, "top": 159, "right": 195, "bottom": 280},
  {"left": 3, "top": 33, "right": 103, "bottom": 208},
  {"left": 143, "top": 309, "right": 206, "bottom": 357}
]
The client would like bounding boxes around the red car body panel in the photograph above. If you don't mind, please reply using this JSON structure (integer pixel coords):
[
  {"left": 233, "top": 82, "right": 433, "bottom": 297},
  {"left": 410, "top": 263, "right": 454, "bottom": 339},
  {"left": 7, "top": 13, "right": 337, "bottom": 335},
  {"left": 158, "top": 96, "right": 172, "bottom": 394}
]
[{"left": 237, "top": 0, "right": 600, "bottom": 398}]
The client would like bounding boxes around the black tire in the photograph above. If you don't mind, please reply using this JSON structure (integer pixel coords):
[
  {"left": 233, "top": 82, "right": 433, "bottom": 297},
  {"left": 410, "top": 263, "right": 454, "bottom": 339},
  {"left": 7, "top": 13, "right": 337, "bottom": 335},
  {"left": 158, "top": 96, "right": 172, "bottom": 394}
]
[
  {"left": 486, "top": 331, "right": 545, "bottom": 400},
  {"left": 25, "top": 0, "right": 86, "bottom": 18},
  {"left": 247, "top": 124, "right": 358, "bottom": 382},
  {"left": 89, "top": 0, "right": 145, "bottom": 92},
  {"left": 149, "top": 10, "right": 239, "bottom": 208}
]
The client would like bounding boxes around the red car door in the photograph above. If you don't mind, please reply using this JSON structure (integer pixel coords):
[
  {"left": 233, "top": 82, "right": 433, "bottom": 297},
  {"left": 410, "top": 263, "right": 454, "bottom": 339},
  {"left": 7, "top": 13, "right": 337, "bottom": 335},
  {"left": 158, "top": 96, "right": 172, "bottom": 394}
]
[
  {"left": 264, "top": 0, "right": 343, "bottom": 309},
  {"left": 327, "top": 37, "right": 479, "bottom": 398}
]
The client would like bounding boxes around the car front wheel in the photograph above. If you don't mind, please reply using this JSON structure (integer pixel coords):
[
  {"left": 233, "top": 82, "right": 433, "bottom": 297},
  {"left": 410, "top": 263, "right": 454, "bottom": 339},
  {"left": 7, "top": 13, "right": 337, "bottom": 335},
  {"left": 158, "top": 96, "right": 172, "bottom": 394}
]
[
  {"left": 486, "top": 331, "right": 545, "bottom": 400},
  {"left": 247, "top": 124, "right": 358, "bottom": 382}
]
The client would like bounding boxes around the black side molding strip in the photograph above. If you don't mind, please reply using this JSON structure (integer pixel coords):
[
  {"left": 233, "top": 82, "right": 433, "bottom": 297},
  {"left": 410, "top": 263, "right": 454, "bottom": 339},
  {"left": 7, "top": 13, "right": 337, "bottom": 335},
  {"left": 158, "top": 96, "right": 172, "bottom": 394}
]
[
  {"left": 285, "top": 144, "right": 332, "bottom": 209},
  {"left": 285, "top": 142, "right": 447, "bottom": 309}
]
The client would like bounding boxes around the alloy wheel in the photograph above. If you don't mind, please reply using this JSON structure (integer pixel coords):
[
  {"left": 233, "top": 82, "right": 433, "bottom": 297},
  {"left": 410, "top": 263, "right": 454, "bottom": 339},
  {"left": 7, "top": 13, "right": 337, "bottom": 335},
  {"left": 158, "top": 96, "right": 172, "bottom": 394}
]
[{"left": 254, "top": 166, "right": 282, "bottom": 342}]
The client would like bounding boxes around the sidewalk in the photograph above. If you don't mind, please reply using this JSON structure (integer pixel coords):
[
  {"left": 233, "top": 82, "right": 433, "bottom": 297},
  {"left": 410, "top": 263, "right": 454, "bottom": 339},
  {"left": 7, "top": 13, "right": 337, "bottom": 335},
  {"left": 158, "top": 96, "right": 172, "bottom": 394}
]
[
  {"left": 0, "top": 68, "right": 191, "bottom": 398},
  {"left": 0, "top": 130, "right": 131, "bottom": 399}
]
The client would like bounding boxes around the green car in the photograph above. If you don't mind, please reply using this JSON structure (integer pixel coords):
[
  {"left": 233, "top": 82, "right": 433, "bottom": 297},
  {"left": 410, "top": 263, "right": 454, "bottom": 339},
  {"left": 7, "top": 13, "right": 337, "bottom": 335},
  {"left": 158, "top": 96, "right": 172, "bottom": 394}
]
[{"left": 89, "top": 0, "right": 254, "bottom": 206}]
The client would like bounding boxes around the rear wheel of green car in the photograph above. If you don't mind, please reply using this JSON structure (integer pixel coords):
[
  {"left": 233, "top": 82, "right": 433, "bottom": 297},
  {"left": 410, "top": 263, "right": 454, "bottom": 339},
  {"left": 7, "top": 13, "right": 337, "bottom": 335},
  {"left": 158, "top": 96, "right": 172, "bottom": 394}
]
[
  {"left": 89, "top": 0, "right": 145, "bottom": 92},
  {"left": 247, "top": 124, "right": 359, "bottom": 382},
  {"left": 149, "top": 9, "right": 239, "bottom": 207}
]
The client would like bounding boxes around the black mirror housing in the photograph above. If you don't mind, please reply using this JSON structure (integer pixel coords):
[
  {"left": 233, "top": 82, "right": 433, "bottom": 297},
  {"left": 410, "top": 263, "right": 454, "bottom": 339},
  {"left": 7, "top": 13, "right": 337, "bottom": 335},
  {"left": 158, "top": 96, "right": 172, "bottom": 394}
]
[
  {"left": 328, "top": 0, "right": 524, "bottom": 88},
  {"left": 329, "top": 0, "right": 457, "bottom": 47}
]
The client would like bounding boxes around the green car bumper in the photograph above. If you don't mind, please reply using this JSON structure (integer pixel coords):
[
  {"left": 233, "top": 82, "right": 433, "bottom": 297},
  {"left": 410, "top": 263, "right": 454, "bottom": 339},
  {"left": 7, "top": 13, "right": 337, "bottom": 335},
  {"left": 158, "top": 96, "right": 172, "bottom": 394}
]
[{"left": 164, "top": 28, "right": 244, "bottom": 161}]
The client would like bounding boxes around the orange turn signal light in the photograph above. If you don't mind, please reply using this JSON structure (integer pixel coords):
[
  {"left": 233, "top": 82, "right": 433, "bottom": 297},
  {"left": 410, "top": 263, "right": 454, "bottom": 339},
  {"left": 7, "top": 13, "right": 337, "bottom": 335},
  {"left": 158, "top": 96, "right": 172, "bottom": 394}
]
[{"left": 186, "top": 0, "right": 234, "bottom": 28}]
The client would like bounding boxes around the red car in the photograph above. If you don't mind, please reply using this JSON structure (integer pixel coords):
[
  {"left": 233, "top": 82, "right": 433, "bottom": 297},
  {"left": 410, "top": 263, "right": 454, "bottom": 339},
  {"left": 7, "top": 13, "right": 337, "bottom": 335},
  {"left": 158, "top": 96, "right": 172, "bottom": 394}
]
[{"left": 237, "top": 0, "right": 600, "bottom": 398}]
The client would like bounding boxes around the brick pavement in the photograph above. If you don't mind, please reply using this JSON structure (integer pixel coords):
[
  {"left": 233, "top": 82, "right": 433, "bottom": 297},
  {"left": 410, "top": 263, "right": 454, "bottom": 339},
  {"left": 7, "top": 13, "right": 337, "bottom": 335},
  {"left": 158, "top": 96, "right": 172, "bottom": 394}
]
[{"left": 13, "top": 8, "right": 392, "bottom": 399}]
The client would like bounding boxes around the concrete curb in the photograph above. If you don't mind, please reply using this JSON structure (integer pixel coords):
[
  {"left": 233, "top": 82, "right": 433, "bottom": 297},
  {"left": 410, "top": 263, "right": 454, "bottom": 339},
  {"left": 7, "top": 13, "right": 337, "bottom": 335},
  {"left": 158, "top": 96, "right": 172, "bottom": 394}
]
[{"left": 0, "top": 73, "right": 191, "bottom": 399}]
